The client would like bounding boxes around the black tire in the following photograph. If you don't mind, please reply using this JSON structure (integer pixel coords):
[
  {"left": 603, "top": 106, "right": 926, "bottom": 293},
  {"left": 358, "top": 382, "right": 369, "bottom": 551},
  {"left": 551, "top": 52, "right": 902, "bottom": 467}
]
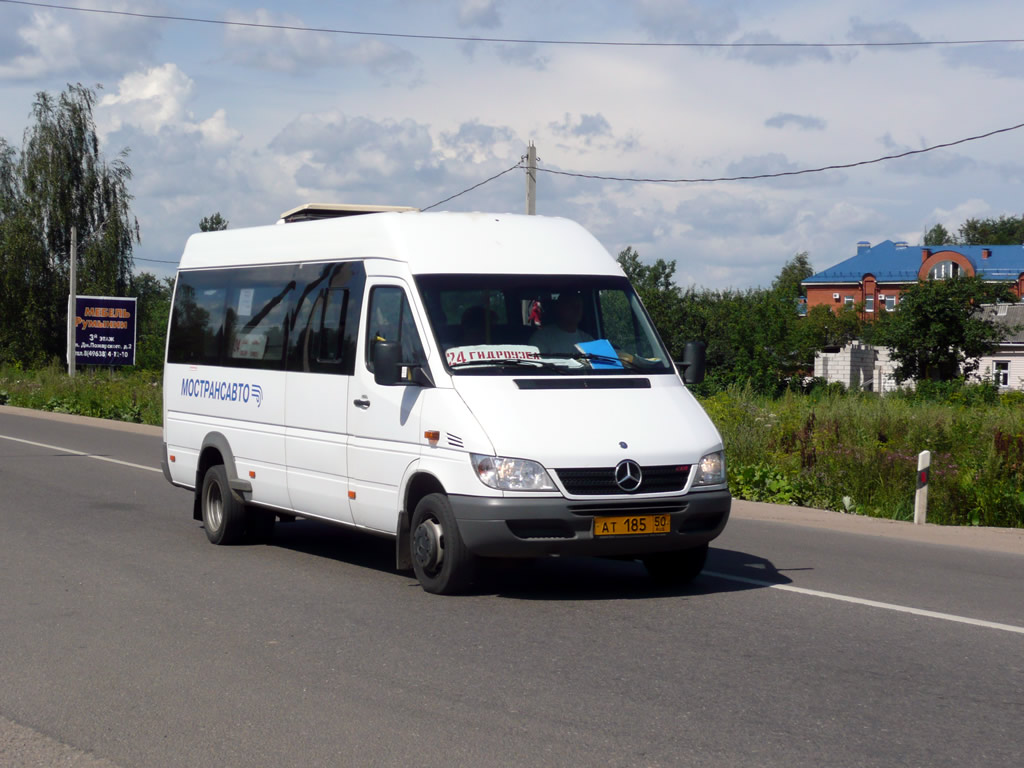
[
  {"left": 642, "top": 543, "right": 708, "bottom": 586},
  {"left": 201, "top": 464, "right": 246, "bottom": 545},
  {"left": 410, "top": 493, "right": 477, "bottom": 595},
  {"left": 244, "top": 506, "right": 276, "bottom": 543}
]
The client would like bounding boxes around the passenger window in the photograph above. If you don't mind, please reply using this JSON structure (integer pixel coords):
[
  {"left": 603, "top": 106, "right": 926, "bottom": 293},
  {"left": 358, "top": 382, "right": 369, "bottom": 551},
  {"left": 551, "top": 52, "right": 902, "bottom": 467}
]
[
  {"left": 366, "top": 286, "right": 426, "bottom": 371},
  {"left": 227, "top": 276, "right": 294, "bottom": 368},
  {"left": 288, "top": 261, "right": 365, "bottom": 375},
  {"left": 168, "top": 274, "right": 227, "bottom": 365}
]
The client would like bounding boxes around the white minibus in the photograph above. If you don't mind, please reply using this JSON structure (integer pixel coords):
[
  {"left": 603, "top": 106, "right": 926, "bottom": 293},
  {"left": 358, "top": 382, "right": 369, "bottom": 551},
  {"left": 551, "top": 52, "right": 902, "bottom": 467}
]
[{"left": 162, "top": 206, "right": 730, "bottom": 593}]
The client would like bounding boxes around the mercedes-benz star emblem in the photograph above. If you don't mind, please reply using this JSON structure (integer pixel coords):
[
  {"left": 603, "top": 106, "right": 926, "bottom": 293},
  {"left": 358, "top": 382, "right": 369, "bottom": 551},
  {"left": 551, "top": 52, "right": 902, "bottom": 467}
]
[{"left": 614, "top": 459, "right": 642, "bottom": 492}]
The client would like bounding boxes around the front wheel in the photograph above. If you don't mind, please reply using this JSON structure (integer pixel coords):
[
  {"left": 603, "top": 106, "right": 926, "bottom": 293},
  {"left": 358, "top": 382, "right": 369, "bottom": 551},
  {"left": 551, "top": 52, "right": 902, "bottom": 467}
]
[
  {"left": 410, "top": 493, "right": 477, "bottom": 595},
  {"left": 642, "top": 543, "right": 709, "bottom": 586}
]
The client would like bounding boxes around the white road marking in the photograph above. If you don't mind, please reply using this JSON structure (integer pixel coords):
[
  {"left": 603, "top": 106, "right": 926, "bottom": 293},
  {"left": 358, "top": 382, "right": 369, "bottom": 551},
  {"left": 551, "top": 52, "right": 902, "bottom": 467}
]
[
  {"left": 0, "top": 434, "right": 161, "bottom": 474},
  {"left": 704, "top": 570, "right": 1024, "bottom": 635}
]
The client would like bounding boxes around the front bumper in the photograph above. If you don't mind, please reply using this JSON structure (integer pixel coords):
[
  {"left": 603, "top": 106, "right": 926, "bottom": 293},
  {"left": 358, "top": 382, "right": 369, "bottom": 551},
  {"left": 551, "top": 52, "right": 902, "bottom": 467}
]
[{"left": 450, "top": 490, "right": 731, "bottom": 557}]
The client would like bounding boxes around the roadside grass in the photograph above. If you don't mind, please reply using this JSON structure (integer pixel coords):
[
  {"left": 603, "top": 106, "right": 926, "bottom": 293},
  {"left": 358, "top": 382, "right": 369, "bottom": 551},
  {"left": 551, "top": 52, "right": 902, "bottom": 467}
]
[
  {"left": 703, "top": 384, "right": 1024, "bottom": 528},
  {"left": 0, "top": 363, "right": 162, "bottom": 426},
  {"left": 1, "top": 365, "right": 1022, "bottom": 527}
]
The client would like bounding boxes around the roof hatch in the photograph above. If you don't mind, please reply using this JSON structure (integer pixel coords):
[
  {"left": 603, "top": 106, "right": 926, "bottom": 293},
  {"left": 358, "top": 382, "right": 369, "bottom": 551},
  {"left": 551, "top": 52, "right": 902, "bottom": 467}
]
[{"left": 277, "top": 203, "right": 419, "bottom": 224}]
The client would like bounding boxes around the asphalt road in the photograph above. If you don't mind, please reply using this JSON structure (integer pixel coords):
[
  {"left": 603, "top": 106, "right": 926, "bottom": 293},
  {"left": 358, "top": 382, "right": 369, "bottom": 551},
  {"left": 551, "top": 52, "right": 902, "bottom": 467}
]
[{"left": 1, "top": 406, "right": 1022, "bottom": 768}]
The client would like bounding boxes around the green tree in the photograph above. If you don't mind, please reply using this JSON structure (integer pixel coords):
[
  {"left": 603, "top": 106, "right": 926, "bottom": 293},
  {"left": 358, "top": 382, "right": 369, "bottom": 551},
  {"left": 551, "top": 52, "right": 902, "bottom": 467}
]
[
  {"left": 199, "top": 212, "right": 228, "bottom": 232},
  {"left": 957, "top": 214, "right": 1024, "bottom": 245},
  {"left": 130, "top": 272, "right": 175, "bottom": 369},
  {"left": 923, "top": 223, "right": 953, "bottom": 246},
  {"left": 0, "top": 83, "right": 138, "bottom": 365},
  {"left": 616, "top": 247, "right": 686, "bottom": 356},
  {"left": 771, "top": 251, "right": 813, "bottom": 298},
  {"left": 872, "top": 275, "right": 1016, "bottom": 382},
  {"left": 799, "top": 303, "right": 862, "bottom": 352}
]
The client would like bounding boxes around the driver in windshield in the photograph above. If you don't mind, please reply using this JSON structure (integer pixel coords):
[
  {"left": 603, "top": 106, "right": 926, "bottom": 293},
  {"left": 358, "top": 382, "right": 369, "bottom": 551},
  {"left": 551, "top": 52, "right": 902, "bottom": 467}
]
[{"left": 529, "top": 292, "right": 593, "bottom": 355}]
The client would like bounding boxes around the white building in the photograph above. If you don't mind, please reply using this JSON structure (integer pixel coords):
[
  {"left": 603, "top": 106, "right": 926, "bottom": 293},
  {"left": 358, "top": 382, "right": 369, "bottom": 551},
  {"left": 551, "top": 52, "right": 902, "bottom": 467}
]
[{"left": 814, "top": 304, "right": 1024, "bottom": 392}]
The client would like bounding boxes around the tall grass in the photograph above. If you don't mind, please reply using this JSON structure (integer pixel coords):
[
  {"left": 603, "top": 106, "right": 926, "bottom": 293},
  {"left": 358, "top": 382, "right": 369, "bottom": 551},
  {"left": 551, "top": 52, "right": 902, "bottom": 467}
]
[
  {"left": 702, "top": 385, "right": 1024, "bottom": 527},
  {"left": 0, "top": 363, "right": 162, "bottom": 426}
]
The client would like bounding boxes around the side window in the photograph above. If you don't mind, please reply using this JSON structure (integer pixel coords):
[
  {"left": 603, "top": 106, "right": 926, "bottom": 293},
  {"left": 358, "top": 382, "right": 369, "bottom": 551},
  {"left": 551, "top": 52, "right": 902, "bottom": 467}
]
[
  {"left": 225, "top": 266, "right": 295, "bottom": 370},
  {"left": 366, "top": 285, "right": 426, "bottom": 372},
  {"left": 288, "top": 261, "right": 365, "bottom": 375},
  {"left": 168, "top": 272, "right": 228, "bottom": 365}
]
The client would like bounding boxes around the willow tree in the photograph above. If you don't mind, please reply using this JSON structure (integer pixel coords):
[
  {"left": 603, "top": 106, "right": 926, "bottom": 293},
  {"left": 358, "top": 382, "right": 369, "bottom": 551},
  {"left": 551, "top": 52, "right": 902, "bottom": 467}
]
[{"left": 0, "top": 83, "right": 139, "bottom": 365}]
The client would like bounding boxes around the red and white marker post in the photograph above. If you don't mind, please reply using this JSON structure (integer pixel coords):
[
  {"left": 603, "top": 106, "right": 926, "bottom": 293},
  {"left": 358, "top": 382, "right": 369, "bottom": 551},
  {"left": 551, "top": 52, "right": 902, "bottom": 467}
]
[{"left": 914, "top": 450, "right": 930, "bottom": 525}]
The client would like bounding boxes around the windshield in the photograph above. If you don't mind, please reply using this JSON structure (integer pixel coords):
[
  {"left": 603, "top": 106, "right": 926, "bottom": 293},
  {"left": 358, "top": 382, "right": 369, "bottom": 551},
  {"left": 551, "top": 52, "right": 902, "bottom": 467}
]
[{"left": 414, "top": 274, "right": 673, "bottom": 375}]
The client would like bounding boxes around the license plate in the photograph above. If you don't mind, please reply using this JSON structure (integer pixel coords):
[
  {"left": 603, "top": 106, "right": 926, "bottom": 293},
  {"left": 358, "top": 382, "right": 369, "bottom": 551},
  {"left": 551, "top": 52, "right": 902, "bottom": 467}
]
[{"left": 593, "top": 514, "right": 671, "bottom": 536}]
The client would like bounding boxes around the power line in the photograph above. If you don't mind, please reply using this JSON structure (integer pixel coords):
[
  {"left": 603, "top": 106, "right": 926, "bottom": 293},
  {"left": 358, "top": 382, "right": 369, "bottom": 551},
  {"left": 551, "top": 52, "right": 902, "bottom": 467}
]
[
  {"left": 423, "top": 120, "right": 1024, "bottom": 210},
  {"left": 133, "top": 256, "right": 179, "bottom": 264},
  {"left": 1, "top": 1, "right": 1022, "bottom": 49},
  {"left": 533, "top": 121, "right": 1024, "bottom": 184},
  {"left": 422, "top": 163, "right": 522, "bottom": 211}
]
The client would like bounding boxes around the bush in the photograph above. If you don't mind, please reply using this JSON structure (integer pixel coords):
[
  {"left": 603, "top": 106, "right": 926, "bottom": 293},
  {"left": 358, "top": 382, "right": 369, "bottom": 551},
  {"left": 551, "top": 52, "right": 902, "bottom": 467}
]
[
  {"left": 0, "top": 363, "right": 161, "bottom": 425},
  {"left": 703, "top": 385, "right": 1024, "bottom": 528}
]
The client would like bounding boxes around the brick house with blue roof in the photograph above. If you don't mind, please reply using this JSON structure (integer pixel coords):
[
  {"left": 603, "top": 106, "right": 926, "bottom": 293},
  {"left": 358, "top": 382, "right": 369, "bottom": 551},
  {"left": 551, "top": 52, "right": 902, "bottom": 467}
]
[{"left": 801, "top": 240, "right": 1024, "bottom": 315}]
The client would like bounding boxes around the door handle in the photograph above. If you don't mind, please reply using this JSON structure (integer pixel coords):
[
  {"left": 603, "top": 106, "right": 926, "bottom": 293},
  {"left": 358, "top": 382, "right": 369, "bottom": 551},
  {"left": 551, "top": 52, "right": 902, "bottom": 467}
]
[{"left": 353, "top": 397, "right": 371, "bottom": 409}]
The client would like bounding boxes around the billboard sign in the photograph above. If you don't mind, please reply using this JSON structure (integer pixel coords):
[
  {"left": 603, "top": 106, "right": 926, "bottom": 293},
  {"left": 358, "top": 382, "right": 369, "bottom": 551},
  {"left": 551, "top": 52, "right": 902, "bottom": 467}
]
[{"left": 74, "top": 295, "right": 137, "bottom": 366}]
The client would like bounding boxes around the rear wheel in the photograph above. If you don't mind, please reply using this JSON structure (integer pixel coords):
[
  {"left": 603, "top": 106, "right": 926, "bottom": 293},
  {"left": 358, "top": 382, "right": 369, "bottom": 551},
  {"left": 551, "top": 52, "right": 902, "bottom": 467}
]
[
  {"left": 642, "top": 543, "right": 708, "bottom": 586},
  {"left": 201, "top": 464, "right": 246, "bottom": 545},
  {"left": 410, "top": 493, "right": 477, "bottom": 595}
]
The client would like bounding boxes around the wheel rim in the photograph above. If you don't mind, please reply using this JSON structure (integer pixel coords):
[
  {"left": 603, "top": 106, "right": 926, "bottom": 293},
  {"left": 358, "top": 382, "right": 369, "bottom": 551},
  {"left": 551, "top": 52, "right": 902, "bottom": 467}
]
[
  {"left": 205, "top": 480, "right": 224, "bottom": 532},
  {"left": 412, "top": 518, "right": 444, "bottom": 575}
]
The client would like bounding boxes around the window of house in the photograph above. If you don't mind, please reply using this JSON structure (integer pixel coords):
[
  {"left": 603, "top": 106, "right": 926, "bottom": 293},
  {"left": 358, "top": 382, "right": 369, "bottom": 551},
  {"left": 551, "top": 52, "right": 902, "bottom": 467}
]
[
  {"left": 929, "top": 261, "right": 961, "bottom": 280},
  {"left": 884, "top": 295, "right": 897, "bottom": 311},
  {"left": 864, "top": 295, "right": 874, "bottom": 312},
  {"left": 844, "top": 295, "right": 854, "bottom": 307},
  {"left": 995, "top": 361, "right": 1009, "bottom": 388}
]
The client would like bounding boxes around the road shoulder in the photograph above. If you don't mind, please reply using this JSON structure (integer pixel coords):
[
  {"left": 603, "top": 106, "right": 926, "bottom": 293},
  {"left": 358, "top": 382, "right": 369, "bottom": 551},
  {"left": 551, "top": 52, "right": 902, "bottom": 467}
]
[
  {"left": 0, "top": 404, "right": 161, "bottom": 437},
  {"left": 731, "top": 499, "right": 1024, "bottom": 556}
]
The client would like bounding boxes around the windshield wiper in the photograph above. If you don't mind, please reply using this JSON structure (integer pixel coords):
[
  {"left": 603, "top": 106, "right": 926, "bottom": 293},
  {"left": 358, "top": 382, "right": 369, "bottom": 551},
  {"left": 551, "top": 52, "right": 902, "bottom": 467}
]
[
  {"left": 449, "top": 358, "right": 568, "bottom": 373},
  {"left": 541, "top": 352, "right": 645, "bottom": 371}
]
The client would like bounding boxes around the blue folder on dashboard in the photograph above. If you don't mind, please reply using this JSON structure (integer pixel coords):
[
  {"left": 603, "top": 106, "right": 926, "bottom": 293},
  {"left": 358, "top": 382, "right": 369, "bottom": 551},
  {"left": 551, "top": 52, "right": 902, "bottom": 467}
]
[{"left": 575, "top": 339, "right": 623, "bottom": 369}]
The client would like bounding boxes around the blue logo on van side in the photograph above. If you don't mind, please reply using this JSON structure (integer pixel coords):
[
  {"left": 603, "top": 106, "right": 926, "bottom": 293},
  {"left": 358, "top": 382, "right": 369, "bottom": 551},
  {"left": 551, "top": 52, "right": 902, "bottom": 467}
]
[{"left": 180, "top": 378, "right": 263, "bottom": 408}]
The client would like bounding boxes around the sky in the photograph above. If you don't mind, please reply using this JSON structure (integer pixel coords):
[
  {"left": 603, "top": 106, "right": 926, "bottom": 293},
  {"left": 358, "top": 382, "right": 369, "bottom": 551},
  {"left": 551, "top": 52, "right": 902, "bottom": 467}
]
[{"left": 1, "top": 0, "right": 1024, "bottom": 290}]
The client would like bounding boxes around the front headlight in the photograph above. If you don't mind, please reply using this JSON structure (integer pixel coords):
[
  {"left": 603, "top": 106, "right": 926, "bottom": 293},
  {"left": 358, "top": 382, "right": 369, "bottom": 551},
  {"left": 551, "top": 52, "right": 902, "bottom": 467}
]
[
  {"left": 693, "top": 450, "right": 726, "bottom": 487},
  {"left": 470, "top": 453, "right": 556, "bottom": 491}
]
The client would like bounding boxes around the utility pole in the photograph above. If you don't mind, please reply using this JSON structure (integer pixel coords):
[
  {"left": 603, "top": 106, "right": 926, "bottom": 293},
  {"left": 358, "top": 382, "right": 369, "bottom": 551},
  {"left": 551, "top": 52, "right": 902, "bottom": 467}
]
[
  {"left": 67, "top": 226, "right": 77, "bottom": 377},
  {"left": 525, "top": 141, "right": 537, "bottom": 215}
]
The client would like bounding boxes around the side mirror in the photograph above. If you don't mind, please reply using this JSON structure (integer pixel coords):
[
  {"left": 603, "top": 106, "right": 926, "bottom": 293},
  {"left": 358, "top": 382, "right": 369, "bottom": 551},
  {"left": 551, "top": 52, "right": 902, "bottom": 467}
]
[
  {"left": 373, "top": 341, "right": 402, "bottom": 386},
  {"left": 372, "top": 341, "right": 435, "bottom": 387},
  {"left": 681, "top": 341, "right": 706, "bottom": 385}
]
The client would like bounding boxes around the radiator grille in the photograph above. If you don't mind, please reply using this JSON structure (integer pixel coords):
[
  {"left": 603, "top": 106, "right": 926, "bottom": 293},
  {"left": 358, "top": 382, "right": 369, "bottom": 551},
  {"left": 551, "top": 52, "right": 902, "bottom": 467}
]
[{"left": 555, "top": 464, "right": 690, "bottom": 495}]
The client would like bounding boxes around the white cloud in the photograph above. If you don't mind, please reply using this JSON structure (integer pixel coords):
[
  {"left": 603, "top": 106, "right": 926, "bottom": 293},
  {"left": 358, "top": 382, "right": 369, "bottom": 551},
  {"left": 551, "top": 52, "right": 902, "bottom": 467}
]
[
  {"left": 549, "top": 113, "right": 613, "bottom": 142},
  {"left": 339, "top": 39, "right": 419, "bottom": 77},
  {"left": 495, "top": 44, "right": 549, "bottom": 70},
  {"left": 765, "top": 113, "right": 827, "bottom": 131},
  {"left": 223, "top": 9, "right": 336, "bottom": 73},
  {"left": 632, "top": 0, "right": 739, "bottom": 43},
  {"left": 98, "top": 64, "right": 194, "bottom": 136},
  {"left": 876, "top": 132, "right": 977, "bottom": 177},
  {"left": 729, "top": 31, "right": 832, "bottom": 67},
  {"left": 847, "top": 17, "right": 924, "bottom": 47},
  {"left": 0, "top": 2, "right": 160, "bottom": 81},
  {"left": 457, "top": 0, "right": 502, "bottom": 29},
  {"left": 724, "top": 153, "right": 847, "bottom": 187}
]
